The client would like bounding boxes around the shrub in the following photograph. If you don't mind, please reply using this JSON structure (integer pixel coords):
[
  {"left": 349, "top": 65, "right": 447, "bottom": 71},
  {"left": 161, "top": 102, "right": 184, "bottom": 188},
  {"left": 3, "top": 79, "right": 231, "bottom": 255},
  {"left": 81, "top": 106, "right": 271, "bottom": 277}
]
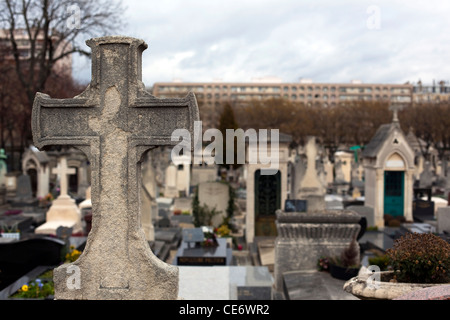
[
  {"left": 386, "top": 233, "right": 450, "bottom": 284},
  {"left": 388, "top": 219, "right": 401, "bottom": 227}
]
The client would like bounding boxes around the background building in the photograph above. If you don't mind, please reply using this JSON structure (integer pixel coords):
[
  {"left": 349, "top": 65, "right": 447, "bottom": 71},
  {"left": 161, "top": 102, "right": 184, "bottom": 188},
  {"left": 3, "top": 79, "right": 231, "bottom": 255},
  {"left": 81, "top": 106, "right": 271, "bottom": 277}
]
[{"left": 152, "top": 79, "right": 413, "bottom": 107}]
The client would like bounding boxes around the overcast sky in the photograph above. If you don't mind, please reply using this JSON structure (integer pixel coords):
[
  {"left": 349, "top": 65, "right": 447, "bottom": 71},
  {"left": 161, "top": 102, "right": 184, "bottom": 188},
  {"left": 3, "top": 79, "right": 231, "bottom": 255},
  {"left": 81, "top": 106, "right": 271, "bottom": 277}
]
[{"left": 73, "top": 0, "right": 450, "bottom": 87}]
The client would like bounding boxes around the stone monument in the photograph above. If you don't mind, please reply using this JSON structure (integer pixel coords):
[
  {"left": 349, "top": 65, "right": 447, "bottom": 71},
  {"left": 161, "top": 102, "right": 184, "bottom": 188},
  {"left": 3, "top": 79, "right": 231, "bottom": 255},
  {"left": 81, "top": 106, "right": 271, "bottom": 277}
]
[
  {"left": 296, "top": 136, "right": 326, "bottom": 212},
  {"left": 34, "top": 155, "right": 82, "bottom": 235},
  {"left": 32, "top": 36, "right": 199, "bottom": 299},
  {"left": 273, "top": 209, "right": 361, "bottom": 294}
]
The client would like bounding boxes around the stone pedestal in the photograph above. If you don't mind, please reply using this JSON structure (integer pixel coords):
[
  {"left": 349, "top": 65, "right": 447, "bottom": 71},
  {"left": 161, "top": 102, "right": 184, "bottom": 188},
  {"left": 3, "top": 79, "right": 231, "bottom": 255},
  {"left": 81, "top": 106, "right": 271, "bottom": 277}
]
[
  {"left": 35, "top": 195, "right": 82, "bottom": 235},
  {"left": 273, "top": 209, "right": 361, "bottom": 292}
]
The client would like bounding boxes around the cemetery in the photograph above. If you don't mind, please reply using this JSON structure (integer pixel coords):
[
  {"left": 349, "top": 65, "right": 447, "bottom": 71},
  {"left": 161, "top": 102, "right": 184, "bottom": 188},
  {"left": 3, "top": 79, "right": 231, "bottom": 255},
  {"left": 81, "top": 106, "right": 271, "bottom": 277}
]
[{"left": 0, "top": 4, "right": 449, "bottom": 306}]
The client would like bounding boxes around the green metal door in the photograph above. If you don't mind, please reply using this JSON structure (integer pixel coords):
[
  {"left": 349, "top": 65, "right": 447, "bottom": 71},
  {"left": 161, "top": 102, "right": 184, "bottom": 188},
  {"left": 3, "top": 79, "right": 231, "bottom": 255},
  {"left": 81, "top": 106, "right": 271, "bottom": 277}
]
[{"left": 384, "top": 171, "right": 404, "bottom": 217}]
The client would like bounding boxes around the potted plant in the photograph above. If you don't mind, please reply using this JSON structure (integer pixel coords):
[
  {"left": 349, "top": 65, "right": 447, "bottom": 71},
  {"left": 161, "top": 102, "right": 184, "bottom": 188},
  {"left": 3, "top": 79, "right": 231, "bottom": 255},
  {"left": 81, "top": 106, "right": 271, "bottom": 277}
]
[
  {"left": 344, "top": 232, "right": 450, "bottom": 300},
  {"left": 328, "top": 236, "right": 361, "bottom": 280},
  {"left": 0, "top": 221, "right": 20, "bottom": 240}
]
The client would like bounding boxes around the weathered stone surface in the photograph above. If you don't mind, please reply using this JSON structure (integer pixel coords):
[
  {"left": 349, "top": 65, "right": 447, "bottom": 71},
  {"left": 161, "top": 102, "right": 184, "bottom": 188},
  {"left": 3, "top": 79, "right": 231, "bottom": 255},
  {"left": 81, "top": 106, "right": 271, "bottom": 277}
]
[
  {"left": 32, "top": 36, "right": 199, "bottom": 299},
  {"left": 343, "top": 271, "right": 447, "bottom": 300},
  {"left": 273, "top": 209, "right": 361, "bottom": 292}
]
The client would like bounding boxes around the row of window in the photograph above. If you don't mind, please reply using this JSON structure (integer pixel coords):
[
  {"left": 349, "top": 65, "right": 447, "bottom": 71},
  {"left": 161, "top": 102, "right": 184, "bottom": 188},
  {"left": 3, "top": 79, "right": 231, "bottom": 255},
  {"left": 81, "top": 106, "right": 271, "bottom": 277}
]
[
  {"left": 156, "top": 85, "right": 411, "bottom": 95},
  {"left": 160, "top": 92, "right": 411, "bottom": 102}
]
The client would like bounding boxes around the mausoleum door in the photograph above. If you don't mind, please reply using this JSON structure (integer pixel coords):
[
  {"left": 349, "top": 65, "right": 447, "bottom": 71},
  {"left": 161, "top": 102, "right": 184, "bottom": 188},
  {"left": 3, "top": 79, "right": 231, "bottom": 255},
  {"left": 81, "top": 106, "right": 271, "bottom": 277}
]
[
  {"left": 254, "top": 170, "right": 281, "bottom": 236},
  {"left": 26, "top": 168, "right": 37, "bottom": 197},
  {"left": 384, "top": 170, "right": 404, "bottom": 217}
]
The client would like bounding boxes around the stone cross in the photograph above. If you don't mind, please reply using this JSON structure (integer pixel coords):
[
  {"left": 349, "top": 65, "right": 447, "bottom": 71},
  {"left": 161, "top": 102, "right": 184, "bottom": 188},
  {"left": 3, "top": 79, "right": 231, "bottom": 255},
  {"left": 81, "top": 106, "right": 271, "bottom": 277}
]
[
  {"left": 32, "top": 36, "right": 199, "bottom": 300},
  {"left": 389, "top": 104, "right": 403, "bottom": 124},
  {"left": 52, "top": 156, "right": 76, "bottom": 197}
]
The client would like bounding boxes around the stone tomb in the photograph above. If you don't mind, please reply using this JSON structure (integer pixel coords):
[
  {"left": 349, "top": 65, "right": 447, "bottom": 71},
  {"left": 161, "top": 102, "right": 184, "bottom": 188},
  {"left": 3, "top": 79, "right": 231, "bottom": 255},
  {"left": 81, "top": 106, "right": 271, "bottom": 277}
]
[
  {"left": 361, "top": 105, "right": 415, "bottom": 228},
  {"left": 273, "top": 209, "right": 361, "bottom": 293},
  {"left": 198, "top": 181, "right": 229, "bottom": 227},
  {"left": 31, "top": 36, "right": 199, "bottom": 299},
  {"left": 175, "top": 228, "right": 231, "bottom": 266}
]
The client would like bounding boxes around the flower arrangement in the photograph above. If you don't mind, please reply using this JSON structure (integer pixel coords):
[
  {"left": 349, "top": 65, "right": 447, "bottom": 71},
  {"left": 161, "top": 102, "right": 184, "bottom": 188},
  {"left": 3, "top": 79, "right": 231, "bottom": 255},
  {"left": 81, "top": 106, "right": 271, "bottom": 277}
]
[
  {"left": 0, "top": 221, "right": 19, "bottom": 234},
  {"left": 317, "top": 257, "right": 330, "bottom": 271},
  {"left": 65, "top": 245, "right": 82, "bottom": 263},
  {"left": 39, "top": 192, "right": 54, "bottom": 207},
  {"left": 215, "top": 224, "right": 231, "bottom": 238},
  {"left": 10, "top": 270, "right": 54, "bottom": 299},
  {"left": 386, "top": 232, "right": 450, "bottom": 284},
  {"left": 202, "top": 231, "right": 218, "bottom": 247}
]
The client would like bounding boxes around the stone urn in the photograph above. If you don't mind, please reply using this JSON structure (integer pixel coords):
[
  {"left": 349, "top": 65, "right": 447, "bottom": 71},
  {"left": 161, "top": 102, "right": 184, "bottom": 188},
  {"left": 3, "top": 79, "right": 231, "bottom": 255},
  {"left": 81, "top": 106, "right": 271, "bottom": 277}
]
[{"left": 343, "top": 270, "right": 447, "bottom": 300}]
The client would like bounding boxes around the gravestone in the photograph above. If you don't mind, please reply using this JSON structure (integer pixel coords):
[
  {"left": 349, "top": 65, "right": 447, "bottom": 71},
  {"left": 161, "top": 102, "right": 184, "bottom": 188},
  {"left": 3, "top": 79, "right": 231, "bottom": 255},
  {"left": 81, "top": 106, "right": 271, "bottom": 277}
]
[
  {"left": 419, "top": 161, "right": 433, "bottom": 189},
  {"left": 32, "top": 36, "right": 199, "bottom": 299},
  {"left": 284, "top": 199, "right": 307, "bottom": 212},
  {"left": 141, "top": 152, "right": 158, "bottom": 242},
  {"left": 10, "top": 174, "right": 38, "bottom": 208},
  {"left": 175, "top": 237, "right": 230, "bottom": 266},
  {"left": 164, "top": 163, "right": 178, "bottom": 198},
  {"left": 34, "top": 156, "right": 82, "bottom": 235},
  {"left": 296, "top": 137, "right": 326, "bottom": 212},
  {"left": 436, "top": 207, "right": 450, "bottom": 234},
  {"left": 198, "top": 181, "right": 229, "bottom": 227},
  {"left": 413, "top": 188, "right": 435, "bottom": 222},
  {"left": 291, "top": 154, "right": 306, "bottom": 199}
]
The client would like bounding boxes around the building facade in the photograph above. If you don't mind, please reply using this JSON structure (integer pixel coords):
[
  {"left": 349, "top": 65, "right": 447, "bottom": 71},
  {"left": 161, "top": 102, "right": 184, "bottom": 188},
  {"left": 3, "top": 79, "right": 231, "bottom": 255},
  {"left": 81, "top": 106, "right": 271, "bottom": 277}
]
[{"left": 152, "top": 80, "right": 413, "bottom": 107}]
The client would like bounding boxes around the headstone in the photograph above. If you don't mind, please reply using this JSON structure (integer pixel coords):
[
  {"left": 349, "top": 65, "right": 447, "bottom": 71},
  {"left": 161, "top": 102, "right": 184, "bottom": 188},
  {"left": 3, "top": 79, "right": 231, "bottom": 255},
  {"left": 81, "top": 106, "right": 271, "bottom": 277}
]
[
  {"left": 14, "top": 175, "right": 34, "bottom": 202},
  {"left": 284, "top": 199, "right": 307, "bottom": 213},
  {"left": 5, "top": 173, "right": 18, "bottom": 201},
  {"left": 436, "top": 207, "right": 450, "bottom": 234},
  {"left": 413, "top": 188, "right": 435, "bottom": 222},
  {"left": 231, "top": 266, "right": 273, "bottom": 300},
  {"left": 419, "top": 161, "right": 433, "bottom": 189},
  {"left": 141, "top": 152, "right": 158, "bottom": 242},
  {"left": 34, "top": 156, "right": 82, "bottom": 236},
  {"left": 292, "top": 154, "right": 306, "bottom": 199},
  {"left": 296, "top": 137, "right": 326, "bottom": 212},
  {"left": 190, "top": 165, "right": 217, "bottom": 187},
  {"left": 164, "top": 163, "right": 178, "bottom": 198},
  {"left": 175, "top": 237, "right": 230, "bottom": 266},
  {"left": 182, "top": 228, "right": 204, "bottom": 244},
  {"left": 173, "top": 197, "right": 192, "bottom": 213},
  {"left": 198, "top": 181, "right": 229, "bottom": 227},
  {"left": 32, "top": 36, "right": 199, "bottom": 300}
]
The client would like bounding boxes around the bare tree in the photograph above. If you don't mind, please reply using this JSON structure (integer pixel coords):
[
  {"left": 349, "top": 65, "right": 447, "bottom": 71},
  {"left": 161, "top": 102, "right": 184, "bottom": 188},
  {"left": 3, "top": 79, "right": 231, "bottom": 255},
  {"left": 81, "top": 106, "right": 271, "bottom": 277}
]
[
  {"left": 0, "top": 0, "right": 125, "bottom": 169},
  {"left": 0, "top": 0, "right": 125, "bottom": 104}
]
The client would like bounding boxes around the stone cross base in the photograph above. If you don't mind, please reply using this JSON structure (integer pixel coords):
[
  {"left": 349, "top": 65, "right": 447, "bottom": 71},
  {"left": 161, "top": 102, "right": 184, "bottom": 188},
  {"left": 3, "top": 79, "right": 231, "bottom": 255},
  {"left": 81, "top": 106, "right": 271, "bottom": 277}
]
[
  {"left": 273, "top": 210, "right": 361, "bottom": 292},
  {"left": 35, "top": 195, "right": 82, "bottom": 235},
  {"left": 53, "top": 233, "right": 179, "bottom": 299}
]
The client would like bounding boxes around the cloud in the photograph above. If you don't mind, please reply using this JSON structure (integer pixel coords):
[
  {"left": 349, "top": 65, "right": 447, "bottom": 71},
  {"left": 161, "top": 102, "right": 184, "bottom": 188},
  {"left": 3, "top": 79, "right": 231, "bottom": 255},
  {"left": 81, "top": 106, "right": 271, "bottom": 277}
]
[{"left": 73, "top": 0, "right": 450, "bottom": 86}]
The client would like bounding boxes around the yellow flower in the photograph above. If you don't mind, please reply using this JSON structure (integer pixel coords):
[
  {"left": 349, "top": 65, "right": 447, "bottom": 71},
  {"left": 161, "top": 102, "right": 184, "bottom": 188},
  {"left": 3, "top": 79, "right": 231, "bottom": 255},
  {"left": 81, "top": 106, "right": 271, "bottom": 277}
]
[{"left": 21, "top": 284, "right": 29, "bottom": 292}]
